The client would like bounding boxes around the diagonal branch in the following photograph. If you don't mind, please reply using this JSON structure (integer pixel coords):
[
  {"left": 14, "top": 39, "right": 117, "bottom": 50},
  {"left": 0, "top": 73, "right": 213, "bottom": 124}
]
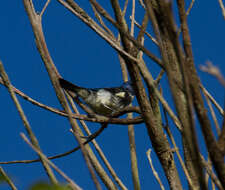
[
  {"left": 23, "top": 0, "right": 101, "bottom": 189},
  {"left": 20, "top": 133, "right": 82, "bottom": 190},
  {"left": 0, "top": 61, "right": 58, "bottom": 184},
  {"left": 40, "top": 0, "right": 51, "bottom": 18},
  {"left": 0, "top": 167, "right": 17, "bottom": 190}
]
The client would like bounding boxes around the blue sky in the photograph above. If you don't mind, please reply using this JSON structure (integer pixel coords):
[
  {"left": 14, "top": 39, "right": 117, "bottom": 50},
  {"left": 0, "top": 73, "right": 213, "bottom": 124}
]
[{"left": 0, "top": 1, "right": 225, "bottom": 190}]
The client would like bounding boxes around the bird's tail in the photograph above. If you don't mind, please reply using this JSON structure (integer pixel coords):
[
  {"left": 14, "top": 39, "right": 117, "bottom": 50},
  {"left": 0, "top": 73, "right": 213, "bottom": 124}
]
[
  {"left": 59, "top": 78, "right": 82, "bottom": 92},
  {"left": 59, "top": 78, "right": 89, "bottom": 99}
]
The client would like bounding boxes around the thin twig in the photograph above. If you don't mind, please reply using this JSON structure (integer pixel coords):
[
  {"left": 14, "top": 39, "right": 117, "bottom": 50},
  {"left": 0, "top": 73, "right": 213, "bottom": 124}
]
[
  {"left": 200, "top": 155, "right": 223, "bottom": 190},
  {"left": 90, "top": 2, "right": 114, "bottom": 37},
  {"left": 186, "top": 0, "right": 195, "bottom": 16},
  {"left": 0, "top": 127, "right": 111, "bottom": 165},
  {"left": 0, "top": 167, "right": 17, "bottom": 190},
  {"left": 177, "top": 0, "right": 196, "bottom": 35},
  {"left": 206, "top": 156, "right": 215, "bottom": 190},
  {"left": 146, "top": 149, "right": 165, "bottom": 190},
  {"left": 200, "top": 84, "right": 224, "bottom": 116},
  {"left": 58, "top": 0, "right": 158, "bottom": 68},
  {"left": 202, "top": 89, "right": 221, "bottom": 135},
  {"left": 0, "top": 111, "right": 127, "bottom": 189},
  {"left": 40, "top": 0, "right": 51, "bottom": 18},
  {"left": 138, "top": 0, "right": 145, "bottom": 9},
  {"left": 130, "top": 0, "right": 135, "bottom": 39},
  {"left": 218, "top": 0, "right": 225, "bottom": 20},
  {"left": 122, "top": 0, "right": 129, "bottom": 17},
  {"left": 20, "top": 133, "right": 82, "bottom": 190},
  {"left": 154, "top": 69, "right": 165, "bottom": 85},
  {"left": 200, "top": 61, "right": 225, "bottom": 87},
  {"left": 83, "top": 0, "right": 163, "bottom": 68},
  {"left": 218, "top": 103, "right": 225, "bottom": 155},
  {"left": 128, "top": 1, "right": 141, "bottom": 189},
  {"left": 129, "top": 16, "right": 158, "bottom": 45}
]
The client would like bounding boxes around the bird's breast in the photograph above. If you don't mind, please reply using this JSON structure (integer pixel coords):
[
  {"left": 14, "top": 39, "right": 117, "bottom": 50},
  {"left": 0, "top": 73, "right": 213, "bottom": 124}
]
[{"left": 95, "top": 89, "right": 112, "bottom": 105}]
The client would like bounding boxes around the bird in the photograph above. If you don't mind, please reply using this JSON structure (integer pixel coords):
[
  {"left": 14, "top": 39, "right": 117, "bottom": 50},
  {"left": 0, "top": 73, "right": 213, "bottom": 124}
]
[{"left": 59, "top": 78, "right": 135, "bottom": 116}]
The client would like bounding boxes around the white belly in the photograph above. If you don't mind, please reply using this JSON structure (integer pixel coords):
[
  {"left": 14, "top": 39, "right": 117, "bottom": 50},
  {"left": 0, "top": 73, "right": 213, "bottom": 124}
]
[{"left": 96, "top": 89, "right": 112, "bottom": 105}]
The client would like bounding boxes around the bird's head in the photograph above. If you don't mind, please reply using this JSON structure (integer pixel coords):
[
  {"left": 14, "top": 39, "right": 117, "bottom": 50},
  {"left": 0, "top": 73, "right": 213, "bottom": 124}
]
[{"left": 122, "top": 81, "right": 135, "bottom": 95}]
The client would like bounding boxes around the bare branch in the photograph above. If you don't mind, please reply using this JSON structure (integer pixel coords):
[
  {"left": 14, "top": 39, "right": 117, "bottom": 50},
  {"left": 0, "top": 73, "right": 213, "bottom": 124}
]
[
  {"left": 0, "top": 60, "right": 58, "bottom": 184},
  {"left": 40, "top": 0, "right": 51, "bottom": 18},
  {"left": 23, "top": 0, "right": 101, "bottom": 188},
  {"left": 129, "top": 16, "right": 158, "bottom": 45},
  {"left": 138, "top": 0, "right": 145, "bottom": 9},
  {"left": 110, "top": 0, "right": 183, "bottom": 189},
  {"left": 90, "top": 1, "right": 115, "bottom": 37},
  {"left": 200, "top": 155, "right": 224, "bottom": 190},
  {"left": 0, "top": 126, "right": 116, "bottom": 165},
  {"left": 122, "top": 0, "right": 129, "bottom": 17},
  {"left": 58, "top": 0, "right": 156, "bottom": 68},
  {"left": 0, "top": 167, "right": 17, "bottom": 190},
  {"left": 128, "top": 1, "right": 141, "bottom": 189},
  {"left": 200, "top": 61, "right": 225, "bottom": 87},
  {"left": 186, "top": 0, "right": 195, "bottom": 16},
  {"left": 87, "top": 0, "right": 163, "bottom": 68},
  {"left": 20, "top": 133, "right": 82, "bottom": 190},
  {"left": 218, "top": 103, "right": 225, "bottom": 155},
  {"left": 2, "top": 0, "right": 224, "bottom": 189},
  {"left": 146, "top": 149, "right": 165, "bottom": 190},
  {"left": 200, "top": 84, "right": 224, "bottom": 116},
  {"left": 218, "top": 0, "right": 225, "bottom": 20},
  {"left": 162, "top": 107, "right": 195, "bottom": 189},
  {"left": 203, "top": 89, "right": 221, "bottom": 135},
  {"left": 177, "top": 0, "right": 225, "bottom": 186}
]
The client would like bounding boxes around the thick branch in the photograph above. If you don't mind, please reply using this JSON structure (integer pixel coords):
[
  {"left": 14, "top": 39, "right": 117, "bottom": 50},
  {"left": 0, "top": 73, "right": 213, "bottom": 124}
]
[
  {"left": 111, "top": 1, "right": 183, "bottom": 189},
  {"left": 177, "top": 0, "right": 225, "bottom": 186}
]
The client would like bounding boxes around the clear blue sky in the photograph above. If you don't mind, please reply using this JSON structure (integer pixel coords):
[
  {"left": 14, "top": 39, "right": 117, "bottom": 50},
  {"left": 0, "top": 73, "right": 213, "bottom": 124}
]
[{"left": 0, "top": 1, "right": 225, "bottom": 190}]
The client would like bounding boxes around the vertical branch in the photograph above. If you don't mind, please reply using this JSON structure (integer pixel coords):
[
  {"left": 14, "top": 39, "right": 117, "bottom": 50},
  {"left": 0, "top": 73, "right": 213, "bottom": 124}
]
[
  {"left": 177, "top": 0, "right": 225, "bottom": 186},
  {"left": 124, "top": 1, "right": 141, "bottom": 190},
  {"left": 144, "top": 0, "right": 209, "bottom": 189},
  {"left": 162, "top": 106, "right": 195, "bottom": 189},
  {"left": 111, "top": 1, "right": 183, "bottom": 189},
  {"left": 218, "top": 103, "right": 225, "bottom": 155}
]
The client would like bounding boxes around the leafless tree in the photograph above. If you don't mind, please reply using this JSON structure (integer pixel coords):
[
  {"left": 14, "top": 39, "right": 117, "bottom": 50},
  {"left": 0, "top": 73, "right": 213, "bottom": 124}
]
[{"left": 0, "top": 0, "right": 225, "bottom": 190}]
